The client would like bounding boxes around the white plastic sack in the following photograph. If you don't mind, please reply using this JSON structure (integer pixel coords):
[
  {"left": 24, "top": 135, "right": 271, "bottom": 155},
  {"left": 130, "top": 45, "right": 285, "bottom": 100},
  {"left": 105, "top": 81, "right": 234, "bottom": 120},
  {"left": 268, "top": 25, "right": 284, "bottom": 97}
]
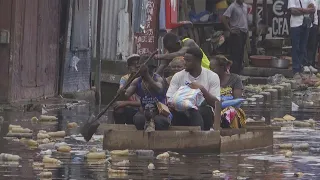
[{"left": 168, "top": 86, "right": 205, "bottom": 112}]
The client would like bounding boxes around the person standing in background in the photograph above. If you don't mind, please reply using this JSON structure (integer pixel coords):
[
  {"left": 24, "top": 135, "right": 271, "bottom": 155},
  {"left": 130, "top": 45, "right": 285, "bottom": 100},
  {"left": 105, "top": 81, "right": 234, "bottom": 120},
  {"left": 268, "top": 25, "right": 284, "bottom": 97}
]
[
  {"left": 288, "top": 0, "right": 315, "bottom": 79},
  {"left": 306, "top": 0, "right": 320, "bottom": 73},
  {"left": 221, "top": 0, "right": 248, "bottom": 74}
]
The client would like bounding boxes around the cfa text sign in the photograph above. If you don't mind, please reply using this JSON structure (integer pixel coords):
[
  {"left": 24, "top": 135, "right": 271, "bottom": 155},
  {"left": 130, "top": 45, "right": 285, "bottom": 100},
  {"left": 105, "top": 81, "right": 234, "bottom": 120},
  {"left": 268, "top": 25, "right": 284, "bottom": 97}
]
[
  {"left": 247, "top": 0, "right": 289, "bottom": 37},
  {"left": 272, "top": 0, "right": 289, "bottom": 37}
]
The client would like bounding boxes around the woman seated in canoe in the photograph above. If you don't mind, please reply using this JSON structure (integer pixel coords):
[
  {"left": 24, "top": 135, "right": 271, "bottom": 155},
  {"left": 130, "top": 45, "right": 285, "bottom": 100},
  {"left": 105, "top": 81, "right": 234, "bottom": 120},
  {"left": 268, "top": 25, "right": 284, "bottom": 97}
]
[
  {"left": 125, "top": 55, "right": 171, "bottom": 132},
  {"left": 210, "top": 55, "right": 246, "bottom": 128}
]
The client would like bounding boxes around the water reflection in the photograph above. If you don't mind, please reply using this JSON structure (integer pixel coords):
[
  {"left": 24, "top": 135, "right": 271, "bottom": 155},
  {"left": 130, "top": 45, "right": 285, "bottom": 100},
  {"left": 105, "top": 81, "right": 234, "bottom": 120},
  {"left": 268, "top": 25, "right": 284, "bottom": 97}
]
[{"left": 0, "top": 97, "right": 319, "bottom": 179}]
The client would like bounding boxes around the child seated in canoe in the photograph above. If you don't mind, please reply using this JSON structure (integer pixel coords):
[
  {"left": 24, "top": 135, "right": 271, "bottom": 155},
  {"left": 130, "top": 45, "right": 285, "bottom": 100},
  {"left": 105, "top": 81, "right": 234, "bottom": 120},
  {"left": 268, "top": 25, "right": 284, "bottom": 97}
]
[
  {"left": 167, "top": 47, "right": 221, "bottom": 130},
  {"left": 113, "top": 54, "right": 141, "bottom": 125},
  {"left": 166, "top": 56, "right": 186, "bottom": 86},
  {"left": 210, "top": 55, "right": 246, "bottom": 128},
  {"left": 125, "top": 55, "right": 171, "bottom": 132}
]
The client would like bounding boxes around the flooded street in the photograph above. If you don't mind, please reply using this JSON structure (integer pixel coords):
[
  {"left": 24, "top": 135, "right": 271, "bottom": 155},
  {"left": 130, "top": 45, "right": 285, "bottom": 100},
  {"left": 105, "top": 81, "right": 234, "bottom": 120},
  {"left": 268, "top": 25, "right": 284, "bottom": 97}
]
[{"left": 0, "top": 95, "right": 319, "bottom": 180}]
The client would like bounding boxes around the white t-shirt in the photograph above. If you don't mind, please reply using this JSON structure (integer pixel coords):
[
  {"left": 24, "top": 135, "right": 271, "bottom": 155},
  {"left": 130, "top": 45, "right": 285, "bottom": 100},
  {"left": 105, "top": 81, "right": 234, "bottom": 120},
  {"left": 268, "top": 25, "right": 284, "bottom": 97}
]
[
  {"left": 166, "top": 68, "right": 221, "bottom": 101},
  {"left": 288, "top": 0, "right": 315, "bottom": 27}
]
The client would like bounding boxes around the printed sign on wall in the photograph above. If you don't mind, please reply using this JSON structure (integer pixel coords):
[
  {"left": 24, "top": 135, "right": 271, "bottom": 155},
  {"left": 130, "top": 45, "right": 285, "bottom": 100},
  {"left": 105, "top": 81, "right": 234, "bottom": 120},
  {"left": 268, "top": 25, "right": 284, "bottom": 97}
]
[
  {"left": 135, "top": 0, "right": 160, "bottom": 55},
  {"left": 247, "top": 0, "right": 289, "bottom": 37}
]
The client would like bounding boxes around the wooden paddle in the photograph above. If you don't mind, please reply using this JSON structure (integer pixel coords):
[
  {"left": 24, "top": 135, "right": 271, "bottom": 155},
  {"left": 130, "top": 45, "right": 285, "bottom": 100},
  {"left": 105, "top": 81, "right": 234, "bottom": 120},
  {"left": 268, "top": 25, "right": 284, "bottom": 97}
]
[{"left": 81, "top": 50, "right": 158, "bottom": 142}]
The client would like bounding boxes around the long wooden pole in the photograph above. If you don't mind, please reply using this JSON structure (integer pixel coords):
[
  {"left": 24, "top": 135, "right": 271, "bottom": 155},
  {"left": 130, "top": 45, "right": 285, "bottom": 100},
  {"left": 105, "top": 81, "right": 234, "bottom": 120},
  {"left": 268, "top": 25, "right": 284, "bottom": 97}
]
[
  {"left": 95, "top": 0, "right": 103, "bottom": 105},
  {"left": 251, "top": 0, "right": 258, "bottom": 55}
]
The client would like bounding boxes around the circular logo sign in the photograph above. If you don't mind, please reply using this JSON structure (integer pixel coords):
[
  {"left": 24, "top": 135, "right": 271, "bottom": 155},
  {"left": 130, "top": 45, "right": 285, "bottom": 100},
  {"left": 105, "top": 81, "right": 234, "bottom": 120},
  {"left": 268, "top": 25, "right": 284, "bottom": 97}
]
[{"left": 273, "top": 0, "right": 285, "bottom": 16}]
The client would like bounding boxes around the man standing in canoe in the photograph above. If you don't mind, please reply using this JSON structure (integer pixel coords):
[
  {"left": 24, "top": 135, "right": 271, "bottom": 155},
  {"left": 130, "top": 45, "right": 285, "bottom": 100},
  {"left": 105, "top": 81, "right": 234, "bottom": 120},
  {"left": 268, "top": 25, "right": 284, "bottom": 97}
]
[{"left": 155, "top": 32, "right": 210, "bottom": 74}]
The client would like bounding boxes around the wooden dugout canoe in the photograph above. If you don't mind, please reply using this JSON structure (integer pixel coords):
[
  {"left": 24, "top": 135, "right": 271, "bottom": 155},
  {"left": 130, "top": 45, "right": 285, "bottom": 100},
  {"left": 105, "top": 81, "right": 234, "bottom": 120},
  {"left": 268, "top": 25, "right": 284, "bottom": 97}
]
[
  {"left": 99, "top": 102, "right": 277, "bottom": 153},
  {"left": 98, "top": 124, "right": 276, "bottom": 153}
]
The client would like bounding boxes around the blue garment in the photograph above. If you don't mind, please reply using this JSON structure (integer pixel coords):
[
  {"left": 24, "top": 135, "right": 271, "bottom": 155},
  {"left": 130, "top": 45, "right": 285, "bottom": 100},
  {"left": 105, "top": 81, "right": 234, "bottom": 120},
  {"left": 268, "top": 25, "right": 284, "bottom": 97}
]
[
  {"left": 136, "top": 74, "right": 166, "bottom": 108},
  {"left": 221, "top": 95, "right": 234, "bottom": 101},
  {"left": 290, "top": 25, "right": 310, "bottom": 74},
  {"left": 221, "top": 98, "right": 245, "bottom": 109},
  {"left": 159, "top": 0, "right": 166, "bottom": 30}
]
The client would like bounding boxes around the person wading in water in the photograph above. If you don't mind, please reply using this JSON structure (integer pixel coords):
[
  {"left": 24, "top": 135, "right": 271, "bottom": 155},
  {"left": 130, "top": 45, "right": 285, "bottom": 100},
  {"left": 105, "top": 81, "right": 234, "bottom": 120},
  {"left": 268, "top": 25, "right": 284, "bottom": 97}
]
[{"left": 155, "top": 32, "right": 210, "bottom": 75}]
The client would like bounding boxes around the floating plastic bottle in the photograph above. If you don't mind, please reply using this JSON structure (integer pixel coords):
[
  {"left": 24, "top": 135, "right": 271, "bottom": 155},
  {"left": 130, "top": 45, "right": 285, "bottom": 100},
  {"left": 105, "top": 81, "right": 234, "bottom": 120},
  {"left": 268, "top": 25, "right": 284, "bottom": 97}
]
[
  {"left": 48, "top": 131, "right": 66, "bottom": 138},
  {"left": 37, "top": 138, "right": 50, "bottom": 144},
  {"left": 278, "top": 143, "right": 293, "bottom": 149},
  {"left": 37, "top": 132, "right": 50, "bottom": 139},
  {"left": 54, "top": 142, "right": 68, "bottom": 148},
  {"left": 293, "top": 143, "right": 309, "bottom": 150},
  {"left": 114, "top": 160, "right": 130, "bottom": 166},
  {"left": 0, "top": 153, "right": 21, "bottom": 161},
  {"left": 9, "top": 125, "right": 22, "bottom": 130},
  {"left": 148, "top": 163, "right": 155, "bottom": 170},
  {"left": 67, "top": 122, "right": 78, "bottom": 129},
  {"left": 6, "top": 132, "right": 33, "bottom": 138},
  {"left": 40, "top": 150, "right": 53, "bottom": 155},
  {"left": 135, "top": 150, "right": 154, "bottom": 157},
  {"left": 39, "top": 142, "right": 55, "bottom": 150},
  {"left": 108, "top": 168, "right": 128, "bottom": 174},
  {"left": 42, "top": 156, "right": 62, "bottom": 164},
  {"left": 156, "top": 152, "right": 170, "bottom": 160},
  {"left": 27, "top": 140, "right": 38, "bottom": 147},
  {"left": 86, "top": 152, "right": 106, "bottom": 159},
  {"left": 110, "top": 149, "right": 129, "bottom": 156},
  {"left": 11, "top": 127, "right": 32, "bottom": 133},
  {"left": 39, "top": 171, "right": 52, "bottom": 178},
  {"left": 39, "top": 115, "right": 58, "bottom": 121},
  {"left": 285, "top": 151, "right": 293, "bottom": 158},
  {"left": 57, "top": 145, "right": 71, "bottom": 153},
  {"left": 31, "top": 117, "right": 38, "bottom": 123}
]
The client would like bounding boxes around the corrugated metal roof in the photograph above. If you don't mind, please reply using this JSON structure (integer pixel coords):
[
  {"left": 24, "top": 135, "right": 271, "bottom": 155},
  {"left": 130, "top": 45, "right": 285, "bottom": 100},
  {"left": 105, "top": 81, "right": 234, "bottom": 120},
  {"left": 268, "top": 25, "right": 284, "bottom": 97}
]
[{"left": 91, "top": 0, "right": 126, "bottom": 61}]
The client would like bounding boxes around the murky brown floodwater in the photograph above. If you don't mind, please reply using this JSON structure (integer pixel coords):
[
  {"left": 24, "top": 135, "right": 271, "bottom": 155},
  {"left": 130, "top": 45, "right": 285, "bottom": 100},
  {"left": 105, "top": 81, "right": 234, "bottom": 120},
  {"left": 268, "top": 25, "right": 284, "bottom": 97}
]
[{"left": 0, "top": 93, "right": 320, "bottom": 180}]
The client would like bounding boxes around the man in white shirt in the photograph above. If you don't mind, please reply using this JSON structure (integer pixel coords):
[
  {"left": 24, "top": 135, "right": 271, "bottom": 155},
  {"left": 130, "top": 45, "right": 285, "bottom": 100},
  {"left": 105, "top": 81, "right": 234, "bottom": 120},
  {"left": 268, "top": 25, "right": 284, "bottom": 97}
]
[
  {"left": 167, "top": 47, "right": 220, "bottom": 130},
  {"left": 307, "top": 0, "right": 320, "bottom": 72},
  {"left": 288, "top": 0, "right": 316, "bottom": 78}
]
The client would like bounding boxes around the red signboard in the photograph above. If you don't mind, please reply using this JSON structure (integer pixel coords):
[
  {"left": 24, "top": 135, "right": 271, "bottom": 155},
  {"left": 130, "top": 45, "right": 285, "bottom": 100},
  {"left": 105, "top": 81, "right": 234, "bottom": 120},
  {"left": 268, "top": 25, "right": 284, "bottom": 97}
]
[
  {"left": 135, "top": 0, "right": 160, "bottom": 55},
  {"left": 165, "top": 0, "right": 179, "bottom": 29}
]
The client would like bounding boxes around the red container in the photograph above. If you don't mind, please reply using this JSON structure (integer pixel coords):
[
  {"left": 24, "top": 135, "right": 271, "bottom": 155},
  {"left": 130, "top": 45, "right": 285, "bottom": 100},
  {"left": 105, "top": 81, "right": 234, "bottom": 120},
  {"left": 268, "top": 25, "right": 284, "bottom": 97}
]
[
  {"left": 165, "top": 0, "right": 192, "bottom": 29},
  {"left": 165, "top": 0, "right": 179, "bottom": 29},
  {"left": 250, "top": 55, "right": 273, "bottom": 68}
]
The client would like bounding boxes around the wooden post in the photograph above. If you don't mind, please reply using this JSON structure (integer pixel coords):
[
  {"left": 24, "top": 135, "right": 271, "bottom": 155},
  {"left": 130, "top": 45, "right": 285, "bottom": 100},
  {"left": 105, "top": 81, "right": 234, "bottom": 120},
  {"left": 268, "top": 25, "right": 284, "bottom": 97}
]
[
  {"left": 214, "top": 101, "right": 221, "bottom": 131},
  {"left": 251, "top": 0, "right": 258, "bottom": 55},
  {"left": 262, "top": 0, "right": 268, "bottom": 25},
  {"left": 317, "top": 48, "right": 320, "bottom": 68},
  {"left": 57, "top": 0, "right": 71, "bottom": 95},
  {"left": 95, "top": 0, "right": 103, "bottom": 105}
]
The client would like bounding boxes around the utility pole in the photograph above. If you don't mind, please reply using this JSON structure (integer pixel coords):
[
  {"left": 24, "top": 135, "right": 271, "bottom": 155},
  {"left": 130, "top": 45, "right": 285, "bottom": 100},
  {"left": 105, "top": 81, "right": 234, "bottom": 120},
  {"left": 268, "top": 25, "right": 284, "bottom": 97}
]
[
  {"left": 251, "top": 0, "right": 258, "bottom": 55},
  {"left": 95, "top": 0, "right": 102, "bottom": 106}
]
